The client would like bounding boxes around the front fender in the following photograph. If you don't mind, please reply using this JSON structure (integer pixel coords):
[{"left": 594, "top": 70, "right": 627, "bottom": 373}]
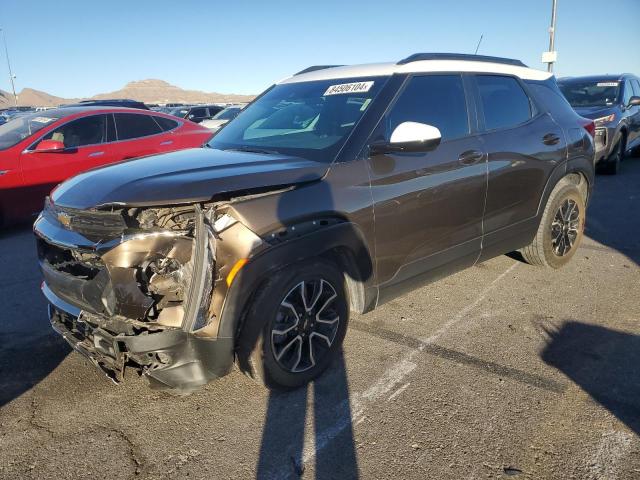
[{"left": 216, "top": 221, "right": 374, "bottom": 340}]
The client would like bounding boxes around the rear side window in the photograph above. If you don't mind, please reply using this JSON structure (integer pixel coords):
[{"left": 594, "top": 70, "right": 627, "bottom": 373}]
[
  {"left": 208, "top": 106, "right": 223, "bottom": 116},
  {"left": 387, "top": 74, "right": 469, "bottom": 141},
  {"left": 153, "top": 116, "right": 179, "bottom": 132},
  {"left": 114, "top": 113, "right": 162, "bottom": 140},
  {"left": 476, "top": 75, "right": 532, "bottom": 131},
  {"left": 525, "top": 79, "right": 576, "bottom": 122}
]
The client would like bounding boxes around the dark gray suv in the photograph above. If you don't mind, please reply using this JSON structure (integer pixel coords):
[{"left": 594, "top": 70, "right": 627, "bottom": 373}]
[
  {"left": 559, "top": 74, "right": 640, "bottom": 174},
  {"left": 34, "top": 53, "right": 595, "bottom": 391}
]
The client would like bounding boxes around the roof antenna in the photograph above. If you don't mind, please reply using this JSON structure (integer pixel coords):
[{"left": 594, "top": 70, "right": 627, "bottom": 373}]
[{"left": 474, "top": 34, "right": 484, "bottom": 55}]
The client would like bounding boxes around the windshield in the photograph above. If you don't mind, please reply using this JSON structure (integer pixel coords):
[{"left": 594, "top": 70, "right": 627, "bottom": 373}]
[
  {"left": 213, "top": 107, "right": 241, "bottom": 120},
  {"left": 208, "top": 77, "right": 388, "bottom": 162},
  {"left": 559, "top": 80, "right": 620, "bottom": 107},
  {"left": 0, "top": 112, "right": 64, "bottom": 150}
]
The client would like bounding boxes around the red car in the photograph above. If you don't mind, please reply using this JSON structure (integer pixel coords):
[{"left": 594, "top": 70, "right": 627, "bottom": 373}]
[{"left": 0, "top": 107, "right": 213, "bottom": 225}]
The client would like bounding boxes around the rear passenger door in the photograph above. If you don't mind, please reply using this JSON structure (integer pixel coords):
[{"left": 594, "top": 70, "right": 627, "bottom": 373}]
[
  {"left": 472, "top": 74, "right": 567, "bottom": 260},
  {"left": 367, "top": 74, "right": 487, "bottom": 300}
]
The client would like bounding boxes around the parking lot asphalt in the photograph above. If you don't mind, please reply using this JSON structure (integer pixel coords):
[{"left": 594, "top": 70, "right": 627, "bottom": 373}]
[{"left": 1, "top": 155, "right": 639, "bottom": 480}]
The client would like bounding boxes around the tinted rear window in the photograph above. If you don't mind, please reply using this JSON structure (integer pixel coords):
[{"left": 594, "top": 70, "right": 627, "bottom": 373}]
[
  {"left": 476, "top": 75, "right": 532, "bottom": 131},
  {"left": 115, "top": 113, "right": 162, "bottom": 140},
  {"left": 153, "top": 116, "right": 179, "bottom": 131}
]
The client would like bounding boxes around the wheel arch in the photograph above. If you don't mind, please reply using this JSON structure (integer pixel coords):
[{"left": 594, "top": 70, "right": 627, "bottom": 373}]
[
  {"left": 537, "top": 157, "right": 593, "bottom": 216},
  {"left": 218, "top": 221, "right": 375, "bottom": 343}
]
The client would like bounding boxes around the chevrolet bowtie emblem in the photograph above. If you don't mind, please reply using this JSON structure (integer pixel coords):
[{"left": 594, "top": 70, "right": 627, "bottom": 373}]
[{"left": 57, "top": 212, "right": 72, "bottom": 228}]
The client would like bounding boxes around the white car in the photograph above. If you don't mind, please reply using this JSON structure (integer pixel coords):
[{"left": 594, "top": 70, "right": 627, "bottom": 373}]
[{"left": 200, "top": 105, "right": 246, "bottom": 132}]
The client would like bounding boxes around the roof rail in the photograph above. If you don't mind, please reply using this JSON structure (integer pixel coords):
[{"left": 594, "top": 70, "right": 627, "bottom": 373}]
[
  {"left": 397, "top": 53, "right": 527, "bottom": 68},
  {"left": 294, "top": 65, "right": 344, "bottom": 76}
]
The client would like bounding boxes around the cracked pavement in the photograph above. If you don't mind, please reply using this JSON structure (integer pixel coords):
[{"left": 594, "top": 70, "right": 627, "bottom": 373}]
[{"left": 1, "top": 155, "right": 640, "bottom": 479}]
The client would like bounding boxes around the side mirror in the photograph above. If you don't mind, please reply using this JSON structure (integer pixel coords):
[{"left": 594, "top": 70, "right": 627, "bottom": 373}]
[
  {"left": 370, "top": 122, "right": 442, "bottom": 155},
  {"left": 628, "top": 96, "right": 640, "bottom": 107},
  {"left": 35, "top": 139, "right": 65, "bottom": 152}
]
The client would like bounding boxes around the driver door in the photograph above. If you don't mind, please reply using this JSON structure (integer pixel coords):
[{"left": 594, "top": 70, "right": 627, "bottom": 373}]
[
  {"left": 367, "top": 74, "right": 487, "bottom": 302},
  {"left": 20, "top": 114, "right": 115, "bottom": 211}
]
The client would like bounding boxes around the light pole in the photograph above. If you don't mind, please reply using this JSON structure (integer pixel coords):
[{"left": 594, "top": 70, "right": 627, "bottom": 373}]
[
  {"left": 0, "top": 28, "right": 18, "bottom": 106},
  {"left": 545, "top": 0, "right": 558, "bottom": 72}
]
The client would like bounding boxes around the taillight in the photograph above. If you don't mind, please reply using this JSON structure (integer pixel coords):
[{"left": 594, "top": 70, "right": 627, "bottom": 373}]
[{"left": 581, "top": 119, "right": 596, "bottom": 139}]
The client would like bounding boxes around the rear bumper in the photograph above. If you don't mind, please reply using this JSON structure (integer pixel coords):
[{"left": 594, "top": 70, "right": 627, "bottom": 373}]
[{"left": 43, "top": 283, "right": 234, "bottom": 390}]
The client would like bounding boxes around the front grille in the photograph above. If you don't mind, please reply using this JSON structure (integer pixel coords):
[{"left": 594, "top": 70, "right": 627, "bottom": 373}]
[{"left": 44, "top": 198, "right": 127, "bottom": 239}]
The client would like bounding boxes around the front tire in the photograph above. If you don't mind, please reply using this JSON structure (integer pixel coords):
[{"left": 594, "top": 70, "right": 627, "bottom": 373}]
[
  {"left": 600, "top": 136, "right": 624, "bottom": 175},
  {"left": 236, "top": 259, "right": 349, "bottom": 389},
  {"left": 519, "top": 180, "right": 586, "bottom": 269}
]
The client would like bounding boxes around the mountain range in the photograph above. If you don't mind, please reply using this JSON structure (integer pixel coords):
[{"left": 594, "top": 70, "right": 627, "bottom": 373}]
[{"left": 0, "top": 79, "right": 255, "bottom": 108}]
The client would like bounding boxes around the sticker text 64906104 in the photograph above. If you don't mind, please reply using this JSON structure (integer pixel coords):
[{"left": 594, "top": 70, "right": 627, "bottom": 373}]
[{"left": 324, "top": 81, "right": 374, "bottom": 96}]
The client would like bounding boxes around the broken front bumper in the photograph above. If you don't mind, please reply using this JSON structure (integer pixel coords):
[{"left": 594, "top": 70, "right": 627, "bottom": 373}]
[
  {"left": 44, "top": 283, "right": 234, "bottom": 389},
  {"left": 34, "top": 203, "right": 237, "bottom": 390}
]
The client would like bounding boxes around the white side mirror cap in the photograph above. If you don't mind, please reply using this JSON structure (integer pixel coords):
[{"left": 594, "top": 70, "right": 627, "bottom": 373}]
[{"left": 390, "top": 122, "right": 441, "bottom": 144}]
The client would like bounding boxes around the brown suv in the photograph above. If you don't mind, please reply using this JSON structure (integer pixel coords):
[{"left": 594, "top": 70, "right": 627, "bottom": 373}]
[{"left": 34, "top": 53, "right": 595, "bottom": 391}]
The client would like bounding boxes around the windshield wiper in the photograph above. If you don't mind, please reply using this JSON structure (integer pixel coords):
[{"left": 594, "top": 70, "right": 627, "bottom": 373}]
[{"left": 224, "top": 147, "right": 281, "bottom": 155}]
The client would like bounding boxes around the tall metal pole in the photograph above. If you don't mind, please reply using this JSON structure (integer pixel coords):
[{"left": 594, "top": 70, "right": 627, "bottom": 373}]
[
  {"left": 547, "top": 0, "right": 558, "bottom": 72},
  {"left": 0, "top": 29, "right": 18, "bottom": 106}
]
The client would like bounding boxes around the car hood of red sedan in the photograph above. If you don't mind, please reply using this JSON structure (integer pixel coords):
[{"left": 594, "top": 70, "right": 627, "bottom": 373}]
[{"left": 51, "top": 147, "right": 330, "bottom": 209}]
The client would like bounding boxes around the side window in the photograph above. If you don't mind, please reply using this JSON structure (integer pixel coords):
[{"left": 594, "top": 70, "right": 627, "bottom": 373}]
[
  {"left": 632, "top": 80, "right": 640, "bottom": 97},
  {"left": 622, "top": 81, "right": 634, "bottom": 105},
  {"left": 208, "top": 106, "right": 222, "bottom": 117},
  {"left": 39, "top": 114, "right": 107, "bottom": 148},
  {"left": 525, "top": 80, "right": 575, "bottom": 122},
  {"left": 476, "top": 75, "right": 532, "bottom": 131},
  {"left": 153, "top": 116, "right": 179, "bottom": 132},
  {"left": 114, "top": 113, "right": 162, "bottom": 140},
  {"left": 190, "top": 108, "right": 207, "bottom": 118},
  {"left": 387, "top": 74, "right": 469, "bottom": 141}
]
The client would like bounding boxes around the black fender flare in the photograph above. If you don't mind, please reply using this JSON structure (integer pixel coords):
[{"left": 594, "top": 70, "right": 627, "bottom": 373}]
[
  {"left": 217, "top": 221, "right": 374, "bottom": 341},
  {"left": 537, "top": 155, "right": 594, "bottom": 216}
]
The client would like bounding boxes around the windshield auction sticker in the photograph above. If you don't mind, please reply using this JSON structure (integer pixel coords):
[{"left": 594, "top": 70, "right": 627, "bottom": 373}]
[
  {"left": 597, "top": 82, "right": 619, "bottom": 87},
  {"left": 324, "top": 81, "right": 374, "bottom": 96},
  {"left": 31, "top": 117, "right": 56, "bottom": 124}
]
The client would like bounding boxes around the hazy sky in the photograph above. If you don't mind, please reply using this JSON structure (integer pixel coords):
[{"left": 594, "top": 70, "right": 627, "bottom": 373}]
[{"left": 1, "top": 0, "right": 638, "bottom": 98}]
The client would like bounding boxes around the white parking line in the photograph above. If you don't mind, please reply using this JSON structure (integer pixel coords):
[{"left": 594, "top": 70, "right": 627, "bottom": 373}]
[{"left": 292, "top": 261, "right": 519, "bottom": 476}]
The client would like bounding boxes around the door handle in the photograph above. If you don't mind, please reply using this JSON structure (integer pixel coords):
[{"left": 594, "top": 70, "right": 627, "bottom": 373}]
[
  {"left": 160, "top": 140, "right": 174, "bottom": 146},
  {"left": 458, "top": 150, "right": 485, "bottom": 165},
  {"left": 0, "top": 170, "right": 9, "bottom": 176},
  {"left": 543, "top": 133, "right": 561, "bottom": 145},
  {"left": 88, "top": 151, "right": 105, "bottom": 157}
]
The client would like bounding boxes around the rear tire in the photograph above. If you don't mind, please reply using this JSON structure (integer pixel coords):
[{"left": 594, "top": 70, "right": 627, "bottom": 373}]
[
  {"left": 236, "top": 259, "right": 349, "bottom": 390},
  {"left": 519, "top": 180, "right": 585, "bottom": 269}
]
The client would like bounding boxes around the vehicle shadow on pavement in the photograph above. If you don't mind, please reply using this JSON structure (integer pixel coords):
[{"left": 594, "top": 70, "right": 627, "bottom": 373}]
[
  {"left": 0, "top": 222, "right": 70, "bottom": 407},
  {"left": 584, "top": 153, "right": 640, "bottom": 266},
  {"left": 541, "top": 320, "right": 640, "bottom": 436},
  {"left": 256, "top": 350, "right": 359, "bottom": 479}
]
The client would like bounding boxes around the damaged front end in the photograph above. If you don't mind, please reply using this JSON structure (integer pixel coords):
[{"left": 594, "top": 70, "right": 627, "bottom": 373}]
[{"left": 35, "top": 198, "right": 263, "bottom": 390}]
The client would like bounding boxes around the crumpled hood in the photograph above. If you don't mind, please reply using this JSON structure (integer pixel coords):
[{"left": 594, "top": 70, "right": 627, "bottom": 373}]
[
  {"left": 52, "top": 147, "right": 329, "bottom": 209},
  {"left": 573, "top": 105, "right": 617, "bottom": 120}
]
